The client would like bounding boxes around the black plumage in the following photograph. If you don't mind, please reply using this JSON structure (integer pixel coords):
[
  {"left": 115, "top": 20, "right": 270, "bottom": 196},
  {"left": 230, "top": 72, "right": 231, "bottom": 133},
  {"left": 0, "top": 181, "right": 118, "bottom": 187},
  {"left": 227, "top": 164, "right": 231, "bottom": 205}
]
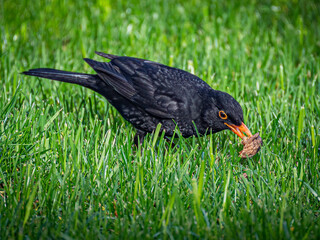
[{"left": 22, "top": 52, "right": 252, "bottom": 144}]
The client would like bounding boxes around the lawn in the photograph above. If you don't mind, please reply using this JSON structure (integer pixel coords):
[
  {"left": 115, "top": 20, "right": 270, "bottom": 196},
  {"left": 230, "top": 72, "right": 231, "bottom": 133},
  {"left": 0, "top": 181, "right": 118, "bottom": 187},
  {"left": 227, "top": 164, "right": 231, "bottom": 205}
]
[{"left": 1, "top": 0, "right": 320, "bottom": 239}]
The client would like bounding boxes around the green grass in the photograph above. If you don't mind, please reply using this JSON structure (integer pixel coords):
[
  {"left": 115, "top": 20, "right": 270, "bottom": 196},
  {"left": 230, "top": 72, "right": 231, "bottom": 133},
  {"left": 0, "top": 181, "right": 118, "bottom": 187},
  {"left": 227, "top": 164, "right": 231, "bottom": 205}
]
[{"left": 1, "top": 0, "right": 320, "bottom": 239}]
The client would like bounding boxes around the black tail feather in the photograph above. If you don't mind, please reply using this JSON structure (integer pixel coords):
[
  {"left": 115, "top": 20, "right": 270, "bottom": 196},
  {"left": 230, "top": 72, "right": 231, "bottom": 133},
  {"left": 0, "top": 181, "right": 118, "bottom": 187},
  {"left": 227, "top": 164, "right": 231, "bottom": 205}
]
[{"left": 22, "top": 68, "right": 100, "bottom": 89}]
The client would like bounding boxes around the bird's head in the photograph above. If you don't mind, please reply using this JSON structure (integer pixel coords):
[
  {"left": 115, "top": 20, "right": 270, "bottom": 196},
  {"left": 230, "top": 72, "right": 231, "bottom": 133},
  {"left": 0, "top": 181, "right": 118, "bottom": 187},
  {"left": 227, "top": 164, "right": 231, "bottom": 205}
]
[{"left": 204, "top": 90, "right": 252, "bottom": 139}]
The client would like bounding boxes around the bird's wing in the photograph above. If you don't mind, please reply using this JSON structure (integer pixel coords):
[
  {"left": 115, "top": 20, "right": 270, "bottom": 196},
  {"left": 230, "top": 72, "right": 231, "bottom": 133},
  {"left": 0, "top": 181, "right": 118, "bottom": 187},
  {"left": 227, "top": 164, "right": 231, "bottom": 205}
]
[{"left": 85, "top": 56, "right": 209, "bottom": 121}]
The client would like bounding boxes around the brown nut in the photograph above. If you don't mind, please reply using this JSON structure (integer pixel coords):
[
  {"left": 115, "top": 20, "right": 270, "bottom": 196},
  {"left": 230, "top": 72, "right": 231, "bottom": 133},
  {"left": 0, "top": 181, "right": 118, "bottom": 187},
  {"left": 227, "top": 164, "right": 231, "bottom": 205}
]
[{"left": 239, "top": 133, "right": 263, "bottom": 158}]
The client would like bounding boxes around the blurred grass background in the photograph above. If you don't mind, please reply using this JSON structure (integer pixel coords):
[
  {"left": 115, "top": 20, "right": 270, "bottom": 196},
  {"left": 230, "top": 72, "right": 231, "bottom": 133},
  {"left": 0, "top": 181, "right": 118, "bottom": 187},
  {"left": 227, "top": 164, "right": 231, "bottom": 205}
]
[{"left": 1, "top": 0, "right": 320, "bottom": 239}]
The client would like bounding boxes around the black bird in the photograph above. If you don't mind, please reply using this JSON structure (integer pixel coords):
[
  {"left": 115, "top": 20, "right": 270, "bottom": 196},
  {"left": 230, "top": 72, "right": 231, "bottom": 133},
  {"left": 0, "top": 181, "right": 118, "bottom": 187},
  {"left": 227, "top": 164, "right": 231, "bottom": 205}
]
[{"left": 22, "top": 52, "right": 252, "bottom": 145}]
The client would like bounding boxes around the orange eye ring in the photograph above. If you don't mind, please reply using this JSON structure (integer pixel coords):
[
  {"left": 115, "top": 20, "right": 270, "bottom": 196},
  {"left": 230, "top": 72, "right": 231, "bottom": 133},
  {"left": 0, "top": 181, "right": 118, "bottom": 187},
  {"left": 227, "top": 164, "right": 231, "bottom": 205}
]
[{"left": 219, "top": 110, "right": 228, "bottom": 120}]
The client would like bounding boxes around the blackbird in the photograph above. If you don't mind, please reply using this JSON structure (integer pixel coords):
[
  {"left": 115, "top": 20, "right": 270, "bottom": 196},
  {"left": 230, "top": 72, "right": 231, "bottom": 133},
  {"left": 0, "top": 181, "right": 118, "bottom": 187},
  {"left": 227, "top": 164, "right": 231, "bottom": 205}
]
[{"left": 22, "top": 52, "right": 252, "bottom": 145}]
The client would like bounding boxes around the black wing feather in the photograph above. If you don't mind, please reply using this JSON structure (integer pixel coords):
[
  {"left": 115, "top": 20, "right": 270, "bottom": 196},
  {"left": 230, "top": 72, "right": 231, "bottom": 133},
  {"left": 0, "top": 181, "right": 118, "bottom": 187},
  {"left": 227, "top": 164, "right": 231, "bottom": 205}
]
[
  {"left": 84, "top": 58, "right": 137, "bottom": 99},
  {"left": 95, "top": 51, "right": 118, "bottom": 60},
  {"left": 84, "top": 53, "right": 207, "bottom": 120}
]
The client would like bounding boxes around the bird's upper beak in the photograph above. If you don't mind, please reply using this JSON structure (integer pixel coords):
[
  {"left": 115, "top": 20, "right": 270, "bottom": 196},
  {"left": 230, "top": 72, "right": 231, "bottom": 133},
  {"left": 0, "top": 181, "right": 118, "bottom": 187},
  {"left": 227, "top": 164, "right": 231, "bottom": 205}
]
[{"left": 224, "top": 122, "right": 253, "bottom": 139}]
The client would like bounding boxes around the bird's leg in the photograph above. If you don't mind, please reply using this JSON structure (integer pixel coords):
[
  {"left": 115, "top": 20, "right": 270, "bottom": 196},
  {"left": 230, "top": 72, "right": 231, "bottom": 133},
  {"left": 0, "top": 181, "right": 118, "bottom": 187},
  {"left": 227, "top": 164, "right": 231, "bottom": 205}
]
[
  {"left": 134, "top": 129, "right": 146, "bottom": 146},
  {"left": 164, "top": 136, "right": 176, "bottom": 148}
]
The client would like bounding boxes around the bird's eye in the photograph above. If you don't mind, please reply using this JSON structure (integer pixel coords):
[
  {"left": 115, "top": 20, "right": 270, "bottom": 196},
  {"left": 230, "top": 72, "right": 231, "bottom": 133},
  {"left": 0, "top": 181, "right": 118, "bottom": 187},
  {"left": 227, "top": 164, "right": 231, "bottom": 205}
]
[{"left": 219, "top": 110, "right": 228, "bottom": 120}]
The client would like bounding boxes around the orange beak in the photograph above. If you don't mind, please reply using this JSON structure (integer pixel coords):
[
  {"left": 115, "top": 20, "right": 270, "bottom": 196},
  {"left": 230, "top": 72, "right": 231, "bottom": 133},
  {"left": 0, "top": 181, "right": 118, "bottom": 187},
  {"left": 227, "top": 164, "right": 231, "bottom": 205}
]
[{"left": 224, "top": 122, "right": 253, "bottom": 139}]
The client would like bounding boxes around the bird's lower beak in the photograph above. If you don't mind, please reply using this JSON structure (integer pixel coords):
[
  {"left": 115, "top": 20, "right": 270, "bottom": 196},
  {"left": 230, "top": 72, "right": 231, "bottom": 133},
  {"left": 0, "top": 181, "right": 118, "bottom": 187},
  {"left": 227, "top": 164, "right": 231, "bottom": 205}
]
[{"left": 224, "top": 122, "right": 253, "bottom": 139}]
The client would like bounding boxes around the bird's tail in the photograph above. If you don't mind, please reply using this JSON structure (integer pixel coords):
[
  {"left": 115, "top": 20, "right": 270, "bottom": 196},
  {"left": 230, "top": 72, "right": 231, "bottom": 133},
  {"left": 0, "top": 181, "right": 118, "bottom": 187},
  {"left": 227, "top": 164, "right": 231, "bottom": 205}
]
[{"left": 22, "top": 68, "right": 101, "bottom": 90}]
